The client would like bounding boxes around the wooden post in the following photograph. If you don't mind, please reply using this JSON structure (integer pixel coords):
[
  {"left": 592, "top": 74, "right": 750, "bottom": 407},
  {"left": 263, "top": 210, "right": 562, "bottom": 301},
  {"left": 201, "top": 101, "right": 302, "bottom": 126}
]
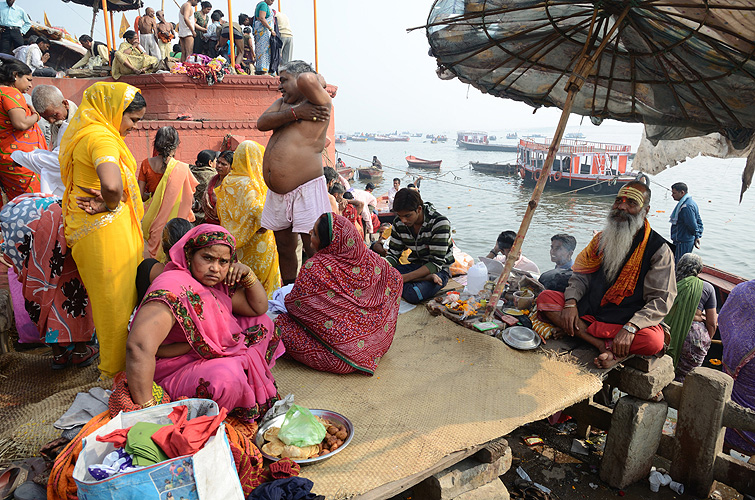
[
  {"left": 313, "top": 0, "right": 319, "bottom": 72},
  {"left": 101, "top": 0, "right": 113, "bottom": 56},
  {"left": 90, "top": 6, "right": 98, "bottom": 38},
  {"left": 109, "top": 11, "right": 116, "bottom": 47},
  {"left": 484, "top": 5, "right": 631, "bottom": 320},
  {"left": 227, "top": 0, "right": 236, "bottom": 70}
]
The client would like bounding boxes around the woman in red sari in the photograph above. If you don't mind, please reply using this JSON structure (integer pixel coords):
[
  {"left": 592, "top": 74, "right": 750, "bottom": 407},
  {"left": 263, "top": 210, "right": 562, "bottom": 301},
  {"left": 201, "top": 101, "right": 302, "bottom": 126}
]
[
  {"left": 276, "top": 213, "right": 403, "bottom": 375},
  {"left": 0, "top": 59, "right": 46, "bottom": 204}
]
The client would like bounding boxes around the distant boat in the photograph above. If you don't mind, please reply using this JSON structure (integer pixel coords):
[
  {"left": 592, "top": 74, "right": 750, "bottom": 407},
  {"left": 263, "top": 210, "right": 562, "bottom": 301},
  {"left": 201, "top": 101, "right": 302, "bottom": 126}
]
[
  {"left": 412, "top": 133, "right": 423, "bottom": 137},
  {"left": 456, "top": 131, "right": 518, "bottom": 152},
  {"left": 506, "top": 132, "right": 518, "bottom": 139},
  {"left": 374, "top": 135, "right": 393, "bottom": 142},
  {"left": 406, "top": 155, "right": 442, "bottom": 169},
  {"left": 489, "top": 135, "right": 497, "bottom": 141},
  {"left": 335, "top": 134, "right": 347, "bottom": 144},
  {"left": 357, "top": 167, "right": 384, "bottom": 179},
  {"left": 390, "top": 135, "right": 411, "bottom": 142},
  {"left": 426, "top": 134, "right": 435, "bottom": 138},
  {"left": 436, "top": 135, "right": 448, "bottom": 142},
  {"left": 565, "top": 132, "right": 586, "bottom": 139},
  {"left": 470, "top": 161, "right": 517, "bottom": 174},
  {"left": 338, "top": 167, "right": 354, "bottom": 180},
  {"left": 348, "top": 135, "right": 368, "bottom": 141}
]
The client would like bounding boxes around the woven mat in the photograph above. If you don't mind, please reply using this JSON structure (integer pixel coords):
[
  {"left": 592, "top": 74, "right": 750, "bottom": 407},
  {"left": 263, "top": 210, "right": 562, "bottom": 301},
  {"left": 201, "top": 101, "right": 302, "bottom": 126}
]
[
  {"left": 0, "top": 351, "right": 107, "bottom": 463},
  {"left": 273, "top": 307, "right": 603, "bottom": 500}
]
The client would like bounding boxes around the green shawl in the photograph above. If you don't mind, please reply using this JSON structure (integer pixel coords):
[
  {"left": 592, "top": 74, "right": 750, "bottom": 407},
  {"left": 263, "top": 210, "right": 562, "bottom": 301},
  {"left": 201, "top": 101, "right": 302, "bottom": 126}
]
[{"left": 665, "top": 275, "right": 704, "bottom": 367}]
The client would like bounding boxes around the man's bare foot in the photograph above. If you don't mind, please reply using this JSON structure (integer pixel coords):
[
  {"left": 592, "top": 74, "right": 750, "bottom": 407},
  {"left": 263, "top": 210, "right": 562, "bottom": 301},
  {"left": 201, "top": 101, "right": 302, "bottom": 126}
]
[{"left": 594, "top": 351, "right": 624, "bottom": 369}]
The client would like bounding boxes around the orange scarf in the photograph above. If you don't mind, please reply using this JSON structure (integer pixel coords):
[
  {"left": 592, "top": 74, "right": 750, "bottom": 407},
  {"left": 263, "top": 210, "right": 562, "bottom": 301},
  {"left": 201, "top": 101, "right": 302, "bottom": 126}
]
[{"left": 573, "top": 219, "right": 652, "bottom": 306}]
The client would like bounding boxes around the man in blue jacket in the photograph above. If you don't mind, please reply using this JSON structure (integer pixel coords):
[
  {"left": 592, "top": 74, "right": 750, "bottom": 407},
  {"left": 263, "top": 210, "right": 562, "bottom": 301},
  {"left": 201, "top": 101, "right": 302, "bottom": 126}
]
[{"left": 670, "top": 182, "right": 703, "bottom": 263}]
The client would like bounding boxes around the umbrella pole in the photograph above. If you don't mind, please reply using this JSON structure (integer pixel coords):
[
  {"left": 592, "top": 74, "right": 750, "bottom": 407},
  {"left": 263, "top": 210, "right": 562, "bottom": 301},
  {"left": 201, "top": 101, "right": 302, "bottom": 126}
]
[
  {"left": 227, "top": 0, "right": 236, "bottom": 71},
  {"left": 484, "top": 5, "right": 631, "bottom": 320},
  {"left": 313, "top": 0, "right": 319, "bottom": 72},
  {"left": 90, "top": 6, "right": 98, "bottom": 38},
  {"left": 109, "top": 11, "right": 116, "bottom": 47},
  {"left": 101, "top": 0, "right": 113, "bottom": 56}
]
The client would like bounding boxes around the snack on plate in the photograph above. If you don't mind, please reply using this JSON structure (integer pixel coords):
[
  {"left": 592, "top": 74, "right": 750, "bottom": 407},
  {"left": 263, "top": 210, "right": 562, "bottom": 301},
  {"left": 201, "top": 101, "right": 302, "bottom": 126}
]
[{"left": 261, "top": 419, "right": 350, "bottom": 460}]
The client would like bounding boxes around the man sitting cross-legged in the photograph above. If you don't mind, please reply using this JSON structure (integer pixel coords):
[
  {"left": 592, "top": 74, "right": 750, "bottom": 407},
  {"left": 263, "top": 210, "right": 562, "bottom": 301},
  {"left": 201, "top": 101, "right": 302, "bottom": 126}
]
[{"left": 536, "top": 181, "right": 676, "bottom": 369}]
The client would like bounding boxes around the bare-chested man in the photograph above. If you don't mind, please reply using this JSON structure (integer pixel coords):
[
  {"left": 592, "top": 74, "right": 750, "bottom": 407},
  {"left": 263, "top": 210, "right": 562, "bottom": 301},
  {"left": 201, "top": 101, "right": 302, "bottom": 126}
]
[
  {"left": 138, "top": 7, "right": 161, "bottom": 59},
  {"left": 178, "top": 0, "right": 199, "bottom": 62},
  {"left": 257, "top": 60, "right": 333, "bottom": 284}
]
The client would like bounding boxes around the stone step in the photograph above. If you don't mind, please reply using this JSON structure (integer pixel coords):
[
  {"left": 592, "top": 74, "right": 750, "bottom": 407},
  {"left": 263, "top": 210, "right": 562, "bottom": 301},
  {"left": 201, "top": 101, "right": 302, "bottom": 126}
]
[{"left": 451, "top": 479, "right": 509, "bottom": 500}]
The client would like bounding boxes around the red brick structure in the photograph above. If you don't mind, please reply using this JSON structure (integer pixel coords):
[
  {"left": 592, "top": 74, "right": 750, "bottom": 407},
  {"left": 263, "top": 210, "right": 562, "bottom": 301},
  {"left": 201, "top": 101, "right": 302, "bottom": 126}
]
[{"left": 34, "top": 74, "right": 337, "bottom": 164}]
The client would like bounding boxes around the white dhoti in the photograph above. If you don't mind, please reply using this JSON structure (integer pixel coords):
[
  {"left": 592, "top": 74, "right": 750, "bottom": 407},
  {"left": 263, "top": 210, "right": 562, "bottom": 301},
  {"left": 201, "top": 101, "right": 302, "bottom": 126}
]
[{"left": 140, "top": 33, "right": 162, "bottom": 59}]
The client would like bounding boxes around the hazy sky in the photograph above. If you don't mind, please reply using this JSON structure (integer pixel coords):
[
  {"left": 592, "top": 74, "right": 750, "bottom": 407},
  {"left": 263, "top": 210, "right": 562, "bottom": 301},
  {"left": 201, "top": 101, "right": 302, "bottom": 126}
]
[{"left": 27, "top": 0, "right": 643, "bottom": 138}]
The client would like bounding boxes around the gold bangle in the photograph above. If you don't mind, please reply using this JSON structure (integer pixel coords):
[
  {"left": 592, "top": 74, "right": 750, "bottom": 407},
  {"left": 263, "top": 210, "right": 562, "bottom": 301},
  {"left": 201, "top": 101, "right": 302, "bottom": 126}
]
[
  {"left": 241, "top": 272, "right": 258, "bottom": 288},
  {"left": 563, "top": 304, "right": 577, "bottom": 308},
  {"left": 140, "top": 398, "right": 157, "bottom": 409}
]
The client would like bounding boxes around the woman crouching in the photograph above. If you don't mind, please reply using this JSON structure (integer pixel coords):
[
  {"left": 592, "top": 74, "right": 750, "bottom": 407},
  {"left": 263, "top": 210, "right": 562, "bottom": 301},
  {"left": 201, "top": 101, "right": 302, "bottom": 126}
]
[{"left": 126, "top": 224, "right": 284, "bottom": 421}]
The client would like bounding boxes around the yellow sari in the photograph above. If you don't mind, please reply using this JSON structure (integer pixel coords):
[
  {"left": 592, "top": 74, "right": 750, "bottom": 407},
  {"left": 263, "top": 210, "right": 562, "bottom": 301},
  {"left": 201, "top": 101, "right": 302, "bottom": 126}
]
[
  {"left": 112, "top": 41, "right": 160, "bottom": 80},
  {"left": 59, "top": 82, "right": 145, "bottom": 377},
  {"left": 216, "top": 140, "right": 280, "bottom": 297},
  {"left": 141, "top": 157, "right": 198, "bottom": 260}
]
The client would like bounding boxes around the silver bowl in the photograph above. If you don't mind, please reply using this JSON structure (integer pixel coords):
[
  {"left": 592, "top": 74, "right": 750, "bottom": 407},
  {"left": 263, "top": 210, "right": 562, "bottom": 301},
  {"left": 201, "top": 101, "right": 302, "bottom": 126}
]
[
  {"left": 501, "top": 326, "right": 542, "bottom": 350},
  {"left": 254, "top": 409, "right": 354, "bottom": 465}
]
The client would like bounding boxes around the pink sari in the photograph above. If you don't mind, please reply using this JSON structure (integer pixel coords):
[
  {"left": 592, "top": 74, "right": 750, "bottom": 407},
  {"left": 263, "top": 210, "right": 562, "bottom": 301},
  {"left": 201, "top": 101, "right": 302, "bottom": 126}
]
[{"left": 141, "top": 224, "right": 284, "bottom": 422}]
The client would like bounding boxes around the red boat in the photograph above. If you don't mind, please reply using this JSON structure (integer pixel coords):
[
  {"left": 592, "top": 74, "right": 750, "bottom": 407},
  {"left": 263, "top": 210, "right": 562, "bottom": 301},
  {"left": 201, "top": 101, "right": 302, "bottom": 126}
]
[{"left": 405, "top": 155, "right": 442, "bottom": 169}]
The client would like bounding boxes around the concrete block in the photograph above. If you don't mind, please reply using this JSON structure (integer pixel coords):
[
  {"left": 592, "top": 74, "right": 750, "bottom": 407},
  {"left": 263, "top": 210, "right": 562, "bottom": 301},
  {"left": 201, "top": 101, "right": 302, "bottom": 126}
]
[
  {"left": 600, "top": 396, "right": 668, "bottom": 489},
  {"left": 474, "top": 437, "right": 510, "bottom": 464},
  {"left": 624, "top": 354, "right": 666, "bottom": 373},
  {"left": 413, "top": 449, "right": 512, "bottom": 500},
  {"left": 610, "top": 355, "right": 675, "bottom": 400},
  {"left": 451, "top": 479, "right": 509, "bottom": 500}
]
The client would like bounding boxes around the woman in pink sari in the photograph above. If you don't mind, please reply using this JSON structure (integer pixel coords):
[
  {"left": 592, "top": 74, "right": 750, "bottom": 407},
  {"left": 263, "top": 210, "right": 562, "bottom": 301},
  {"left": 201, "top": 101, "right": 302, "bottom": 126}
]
[
  {"left": 276, "top": 213, "right": 403, "bottom": 375},
  {"left": 126, "top": 224, "right": 284, "bottom": 421}
]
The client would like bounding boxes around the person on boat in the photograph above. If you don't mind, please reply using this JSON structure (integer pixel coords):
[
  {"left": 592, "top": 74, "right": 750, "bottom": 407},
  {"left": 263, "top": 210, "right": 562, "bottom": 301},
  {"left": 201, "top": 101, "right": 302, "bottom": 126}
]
[
  {"left": 112, "top": 30, "right": 161, "bottom": 80},
  {"left": 216, "top": 140, "right": 281, "bottom": 298},
  {"left": 718, "top": 279, "right": 755, "bottom": 455},
  {"left": 388, "top": 178, "right": 400, "bottom": 211},
  {"left": 126, "top": 224, "right": 284, "bottom": 421},
  {"left": 0, "top": 193, "right": 98, "bottom": 369},
  {"left": 664, "top": 253, "right": 717, "bottom": 382},
  {"left": 407, "top": 176, "right": 422, "bottom": 191},
  {"left": 253, "top": 0, "right": 276, "bottom": 74},
  {"left": 257, "top": 60, "right": 332, "bottom": 284},
  {"left": 0, "top": 58, "right": 46, "bottom": 206},
  {"left": 536, "top": 181, "right": 676, "bottom": 369},
  {"left": 60, "top": 81, "right": 146, "bottom": 378},
  {"left": 71, "top": 35, "right": 111, "bottom": 70},
  {"left": 371, "top": 156, "right": 382, "bottom": 169},
  {"left": 139, "top": 126, "right": 199, "bottom": 260},
  {"left": 276, "top": 213, "right": 402, "bottom": 374},
  {"left": 550, "top": 233, "right": 576, "bottom": 270},
  {"left": 200, "top": 149, "right": 229, "bottom": 226},
  {"left": 669, "top": 182, "right": 703, "bottom": 263},
  {"left": 136, "top": 217, "right": 194, "bottom": 304},
  {"left": 10, "top": 85, "right": 76, "bottom": 197},
  {"left": 377, "top": 188, "right": 453, "bottom": 304},
  {"left": 336, "top": 157, "right": 346, "bottom": 170},
  {"left": 178, "top": 0, "right": 199, "bottom": 62},
  {"left": 486, "top": 230, "right": 541, "bottom": 274}
]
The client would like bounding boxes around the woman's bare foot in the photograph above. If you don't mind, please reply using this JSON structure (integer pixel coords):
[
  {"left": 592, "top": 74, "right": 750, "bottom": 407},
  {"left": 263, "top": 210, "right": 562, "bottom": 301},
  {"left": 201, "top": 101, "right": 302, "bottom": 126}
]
[{"left": 594, "top": 351, "right": 624, "bottom": 369}]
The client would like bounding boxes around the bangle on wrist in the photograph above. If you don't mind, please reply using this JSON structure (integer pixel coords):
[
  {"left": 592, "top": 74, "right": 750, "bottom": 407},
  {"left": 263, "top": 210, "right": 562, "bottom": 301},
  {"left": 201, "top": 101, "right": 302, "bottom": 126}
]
[
  {"left": 563, "top": 303, "right": 577, "bottom": 308},
  {"left": 106, "top": 203, "right": 118, "bottom": 212},
  {"left": 290, "top": 106, "right": 298, "bottom": 121},
  {"left": 140, "top": 398, "right": 157, "bottom": 409},
  {"left": 241, "top": 271, "right": 258, "bottom": 288}
]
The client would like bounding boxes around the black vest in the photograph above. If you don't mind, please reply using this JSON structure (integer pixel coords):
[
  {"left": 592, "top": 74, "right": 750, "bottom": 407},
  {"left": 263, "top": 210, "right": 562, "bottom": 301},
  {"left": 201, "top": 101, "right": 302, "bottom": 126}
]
[{"left": 578, "top": 228, "right": 669, "bottom": 325}]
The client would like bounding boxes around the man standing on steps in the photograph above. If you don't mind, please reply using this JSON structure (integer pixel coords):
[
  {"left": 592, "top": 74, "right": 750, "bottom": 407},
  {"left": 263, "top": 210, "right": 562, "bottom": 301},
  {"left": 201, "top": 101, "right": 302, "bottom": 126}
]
[
  {"left": 178, "top": 0, "right": 199, "bottom": 62},
  {"left": 138, "top": 8, "right": 162, "bottom": 59},
  {"left": 669, "top": 181, "right": 703, "bottom": 263}
]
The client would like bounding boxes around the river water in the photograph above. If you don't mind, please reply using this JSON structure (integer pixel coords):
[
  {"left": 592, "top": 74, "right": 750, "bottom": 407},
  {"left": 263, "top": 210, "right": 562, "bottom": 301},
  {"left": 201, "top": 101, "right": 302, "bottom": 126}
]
[{"left": 334, "top": 128, "right": 755, "bottom": 280}]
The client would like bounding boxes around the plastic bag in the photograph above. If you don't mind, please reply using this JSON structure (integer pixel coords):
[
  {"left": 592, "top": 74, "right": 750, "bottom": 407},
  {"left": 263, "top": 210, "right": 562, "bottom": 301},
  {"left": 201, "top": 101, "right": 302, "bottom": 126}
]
[
  {"left": 277, "top": 405, "right": 327, "bottom": 447},
  {"left": 466, "top": 262, "right": 488, "bottom": 295}
]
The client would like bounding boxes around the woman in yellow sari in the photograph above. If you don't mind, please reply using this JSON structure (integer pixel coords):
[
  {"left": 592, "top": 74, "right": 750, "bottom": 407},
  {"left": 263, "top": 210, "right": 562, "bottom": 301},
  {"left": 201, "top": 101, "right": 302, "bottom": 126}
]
[
  {"left": 112, "top": 30, "right": 160, "bottom": 80},
  {"left": 140, "top": 126, "right": 198, "bottom": 260},
  {"left": 59, "top": 81, "right": 146, "bottom": 377},
  {"left": 216, "top": 140, "right": 280, "bottom": 297}
]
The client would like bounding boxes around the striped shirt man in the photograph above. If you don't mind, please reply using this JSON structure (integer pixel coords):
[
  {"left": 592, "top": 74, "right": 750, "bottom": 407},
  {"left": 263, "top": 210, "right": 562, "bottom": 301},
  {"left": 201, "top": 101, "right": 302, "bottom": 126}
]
[{"left": 386, "top": 202, "right": 454, "bottom": 274}]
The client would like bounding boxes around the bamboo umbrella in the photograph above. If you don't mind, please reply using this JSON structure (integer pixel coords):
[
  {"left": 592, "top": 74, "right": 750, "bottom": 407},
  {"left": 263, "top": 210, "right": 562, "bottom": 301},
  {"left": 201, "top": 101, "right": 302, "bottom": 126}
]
[
  {"left": 423, "top": 0, "right": 755, "bottom": 319},
  {"left": 102, "top": 0, "right": 113, "bottom": 54}
]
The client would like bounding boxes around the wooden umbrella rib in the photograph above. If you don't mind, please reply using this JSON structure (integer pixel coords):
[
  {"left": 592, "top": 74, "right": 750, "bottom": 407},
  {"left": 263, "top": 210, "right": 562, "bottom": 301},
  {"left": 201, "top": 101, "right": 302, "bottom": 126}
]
[
  {"left": 600, "top": 30, "right": 623, "bottom": 117},
  {"left": 590, "top": 21, "right": 610, "bottom": 116},
  {"left": 645, "top": 1, "right": 755, "bottom": 11},
  {"left": 649, "top": 7, "right": 755, "bottom": 55}
]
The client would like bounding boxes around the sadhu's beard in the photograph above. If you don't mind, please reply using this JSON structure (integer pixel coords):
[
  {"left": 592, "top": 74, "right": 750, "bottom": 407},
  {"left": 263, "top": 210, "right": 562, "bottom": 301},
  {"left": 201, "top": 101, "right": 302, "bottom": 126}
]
[{"left": 599, "top": 207, "right": 646, "bottom": 283}]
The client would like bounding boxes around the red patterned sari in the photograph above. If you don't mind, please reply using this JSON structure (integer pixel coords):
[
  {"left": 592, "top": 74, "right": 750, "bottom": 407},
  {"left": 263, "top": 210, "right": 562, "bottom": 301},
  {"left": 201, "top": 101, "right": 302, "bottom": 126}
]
[
  {"left": 141, "top": 224, "right": 284, "bottom": 422},
  {"left": 276, "top": 214, "right": 403, "bottom": 374}
]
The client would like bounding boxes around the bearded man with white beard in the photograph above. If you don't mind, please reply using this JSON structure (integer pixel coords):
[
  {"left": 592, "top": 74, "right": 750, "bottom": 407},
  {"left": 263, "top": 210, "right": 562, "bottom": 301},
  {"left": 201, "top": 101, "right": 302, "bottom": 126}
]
[{"left": 536, "top": 181, "right": 676, "bottom": 369}]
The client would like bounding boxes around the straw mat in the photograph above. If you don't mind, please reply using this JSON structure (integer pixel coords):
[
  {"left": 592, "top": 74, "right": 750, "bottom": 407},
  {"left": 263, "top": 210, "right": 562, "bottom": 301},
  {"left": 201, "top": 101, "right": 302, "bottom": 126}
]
[
  {"left": 0, "top": 351, "right": 107, "bottom": 463},
  {"left": 273, "top": 306, "right": 603, "bottom": 499}
]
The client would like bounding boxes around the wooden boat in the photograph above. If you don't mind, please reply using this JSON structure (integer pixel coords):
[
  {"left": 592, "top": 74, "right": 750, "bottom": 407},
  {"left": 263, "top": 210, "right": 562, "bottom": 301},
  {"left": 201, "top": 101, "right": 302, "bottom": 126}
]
[
  {"left": 506, "top": 132, "right": 518, "bottom": 139},
  {"left": 348, "top": 135, "right": 368, "bottom": 141},
  {"left": 338, "top": 167, "right": 354, "bottom": 181},
  {"left": 335, "top": 135, "right": 347, "bottom": 144},
  {"left": 470, "top": 161, "right": 517, "bottom": 174},
  {"left": 457, "top": 131, "right": 518, "bottom": 152},
  {"left": 358, "top": 167, "right": 384, "bottom": 179},
  {"left": 406, "top": 155, "right": 442, "bottom": 169},
  {"left": 517, "top": 137, "right": 638, "bottom": 194}
]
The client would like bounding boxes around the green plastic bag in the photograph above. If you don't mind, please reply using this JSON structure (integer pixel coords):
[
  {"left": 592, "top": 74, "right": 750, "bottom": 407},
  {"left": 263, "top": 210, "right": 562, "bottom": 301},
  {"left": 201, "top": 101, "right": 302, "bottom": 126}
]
[{"left": 277, "top": 405, "right": 327, "bottom": 447}]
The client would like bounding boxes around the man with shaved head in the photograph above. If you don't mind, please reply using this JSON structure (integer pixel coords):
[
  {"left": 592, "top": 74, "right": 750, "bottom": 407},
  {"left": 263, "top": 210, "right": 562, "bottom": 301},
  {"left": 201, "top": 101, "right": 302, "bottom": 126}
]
[{"left": 536, "top": 181, "right": 676, "bottom": 369}]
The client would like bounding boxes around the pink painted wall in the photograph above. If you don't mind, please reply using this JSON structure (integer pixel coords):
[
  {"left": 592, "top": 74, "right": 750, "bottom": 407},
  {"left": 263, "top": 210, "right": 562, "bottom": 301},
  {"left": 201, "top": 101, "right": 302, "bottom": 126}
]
[{"left": 34, "top": 74, "right": 337, "bottom": 165}]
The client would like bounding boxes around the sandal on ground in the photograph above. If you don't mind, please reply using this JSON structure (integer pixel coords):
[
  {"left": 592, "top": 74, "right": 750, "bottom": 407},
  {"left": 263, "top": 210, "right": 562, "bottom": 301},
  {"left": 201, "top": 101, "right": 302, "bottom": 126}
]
[
  {"left": 51, "top": 350, "right": 71, "bottom": 370},
  {"left": 0, "top": 464, "right": 30, "bottom": 500},
  {"left": 71, "top": 345, "right": 99, "bottom": 368}
]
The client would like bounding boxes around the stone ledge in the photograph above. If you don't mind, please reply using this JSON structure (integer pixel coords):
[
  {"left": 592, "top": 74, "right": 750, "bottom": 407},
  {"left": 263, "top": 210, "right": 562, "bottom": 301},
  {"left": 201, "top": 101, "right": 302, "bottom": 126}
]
[
  {"left": 450, "top": 479, "right": 509, "bottom": 500},
  {"left": 608, "top": 355, "right": 675, "bottom": 400},
  {"left": 413, "top": 448, "right": 512, "bottom": 500}
]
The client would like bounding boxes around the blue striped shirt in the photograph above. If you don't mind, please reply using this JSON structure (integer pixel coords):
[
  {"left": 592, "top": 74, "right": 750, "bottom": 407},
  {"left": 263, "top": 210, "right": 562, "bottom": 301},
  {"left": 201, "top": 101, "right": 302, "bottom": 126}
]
[{"left": 0, "top": 3, "right": 31, "bottom": 35}]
